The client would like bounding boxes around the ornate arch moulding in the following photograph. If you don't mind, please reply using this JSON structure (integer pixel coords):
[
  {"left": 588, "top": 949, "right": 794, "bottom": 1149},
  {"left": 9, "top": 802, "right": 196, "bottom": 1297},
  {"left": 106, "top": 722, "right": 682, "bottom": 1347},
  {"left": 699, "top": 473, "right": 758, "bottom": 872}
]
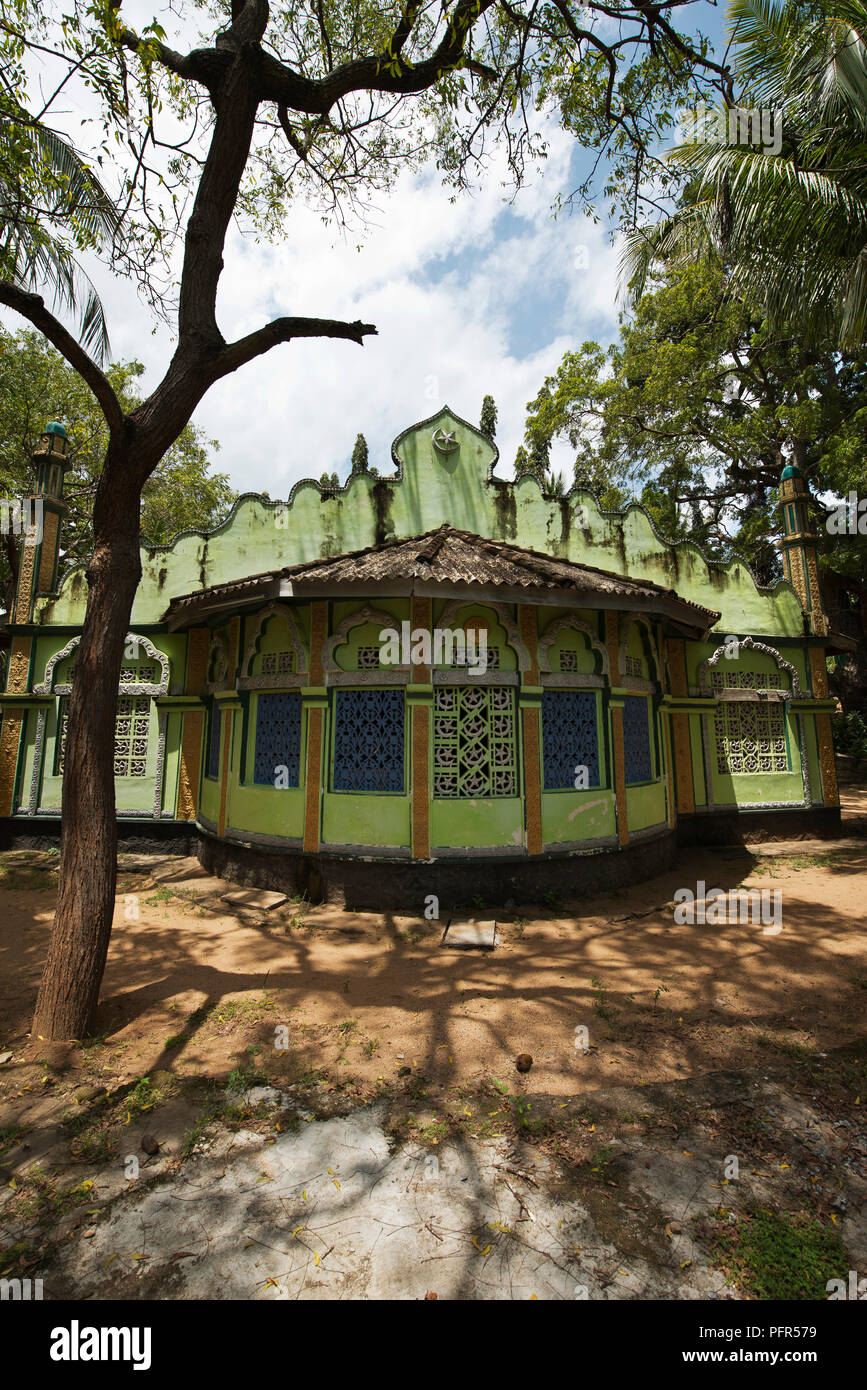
[
  {"left": 238, "top": 602, "right": 308, "bottom": 688},
  {"left": 438, "top": 598, "right": 531, "bottom": 672},
  {"left": 34, "top": 632, "right": 170, "bottom": 697},
  {"left": 321, "top": 605, "right": 411, "bottom": 678},
  {"left": 697, "top": 636, "right": 802, "bottom": 700},
  {"left": 28, "top": 633, "right": 170, "bottom": 819},
  {"left": 617, "top": 613, "right": 659, "bottom": 691},
  {"left": 538, "top": 613, "right": 610, "bottom": 685}
]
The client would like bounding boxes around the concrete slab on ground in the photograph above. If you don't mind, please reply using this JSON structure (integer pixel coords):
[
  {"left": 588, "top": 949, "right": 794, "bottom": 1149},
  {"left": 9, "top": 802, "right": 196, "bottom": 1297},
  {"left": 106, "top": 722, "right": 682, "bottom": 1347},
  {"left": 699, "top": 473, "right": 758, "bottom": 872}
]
[
  {"left": 441, "top": 918, "right": 498, "bottom": 950},
  {"left": 220, "top": 888, "right": 289, "bottom": 911}
]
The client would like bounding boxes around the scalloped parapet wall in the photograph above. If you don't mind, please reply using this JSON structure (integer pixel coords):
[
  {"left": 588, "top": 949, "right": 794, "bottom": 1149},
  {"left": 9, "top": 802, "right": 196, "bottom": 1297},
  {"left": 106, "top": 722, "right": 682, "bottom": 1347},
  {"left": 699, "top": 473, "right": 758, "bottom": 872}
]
[{"left": 36, "top": 406, "right": 804, "bottom": 635}]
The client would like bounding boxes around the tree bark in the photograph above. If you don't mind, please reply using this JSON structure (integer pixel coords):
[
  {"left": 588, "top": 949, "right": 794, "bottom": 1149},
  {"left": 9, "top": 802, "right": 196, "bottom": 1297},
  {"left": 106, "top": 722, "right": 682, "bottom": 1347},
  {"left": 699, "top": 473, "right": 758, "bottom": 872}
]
[{"left": 31, "top": 439, "right": 143, "bottom": 1039}]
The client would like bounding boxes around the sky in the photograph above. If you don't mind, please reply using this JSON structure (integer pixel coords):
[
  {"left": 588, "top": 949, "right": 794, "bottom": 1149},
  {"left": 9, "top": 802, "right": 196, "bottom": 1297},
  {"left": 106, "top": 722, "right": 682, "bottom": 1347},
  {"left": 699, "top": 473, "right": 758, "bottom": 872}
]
[{"left": 4, "top": 0, "right": 729, "bottom": 504}]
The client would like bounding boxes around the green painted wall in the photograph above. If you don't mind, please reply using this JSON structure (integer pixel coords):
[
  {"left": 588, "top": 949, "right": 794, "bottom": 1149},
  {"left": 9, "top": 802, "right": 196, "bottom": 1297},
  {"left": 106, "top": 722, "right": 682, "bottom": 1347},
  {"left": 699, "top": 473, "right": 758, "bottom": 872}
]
[
  {"left": 430, "top": 796, "right": 525, "bottom": 851},
  {"left": 36, "top": 408, "right": 805, "bottom": 639}
]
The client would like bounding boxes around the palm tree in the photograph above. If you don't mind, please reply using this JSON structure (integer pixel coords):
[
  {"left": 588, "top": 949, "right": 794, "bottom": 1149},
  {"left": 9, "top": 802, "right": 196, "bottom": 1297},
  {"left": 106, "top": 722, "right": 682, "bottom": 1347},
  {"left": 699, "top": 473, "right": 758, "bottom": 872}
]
[
  {"left": 621, "top": 0, "right": 867, "bottom": 350},
  {"left": 0, "top": 97, "right": 119, "bottom": 362}
]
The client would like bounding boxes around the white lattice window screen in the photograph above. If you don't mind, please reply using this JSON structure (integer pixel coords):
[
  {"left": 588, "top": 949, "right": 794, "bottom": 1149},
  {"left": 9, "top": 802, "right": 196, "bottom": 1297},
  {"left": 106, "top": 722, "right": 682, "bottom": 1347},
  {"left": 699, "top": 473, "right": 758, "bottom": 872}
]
[
  {"left": 560, "top": 648, "right": 579, "bottom": 672},
  {"left": 261, "top": 650, "right": 295, "bottom": 675},
  {"left": 624, "top": 655, "right": 643, "bottom": 678},
  {"left": 714, "top": 701, "right": 788, "bottom": 775},
  {"left": 120, "top": 665, "right": 156, "bottom": 684},
  {"left": 710, "top": 669, "right": 782, "bottom": 692},
  {"left": 58, "top": 692, "right": 151, "bottom": 778},
  {"left": 433, "top": 685, "right": 516, "bottom": 797}
]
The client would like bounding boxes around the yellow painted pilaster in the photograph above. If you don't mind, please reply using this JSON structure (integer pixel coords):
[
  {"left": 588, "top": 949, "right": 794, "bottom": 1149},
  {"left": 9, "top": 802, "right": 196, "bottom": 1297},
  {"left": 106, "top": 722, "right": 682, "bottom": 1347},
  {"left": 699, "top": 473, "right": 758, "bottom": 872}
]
[
  {"left": 522, "top": 703, "right": 543, "bottom": 855},
  {"left": 809, "top": 648, "right": 839, "bottom": 806},
  {"left": 177, "top": 626, "right": 209, "bottom": 821},
  {"left": 303, "top": 706, "right": 324, "bottom": 853},
  {"left": 0, "top": 634, "right": 33, "bottom": 815},
  {"left": 217, "top": 705, "right": 234, "bottom": 837},
  {"left": 666, "top": 636, "right": 695, "bottom": 817},
  {"left": 36, "top": 510, "right": 61, "bottom": 592},
  {"left": 309, "top": 601, "right": 328, "bottom": 685},
  {"left": 605, "top": 613, "right": 628, "bottom": 845},
  {"left": 411, "top": 702, "right": 430, "bottom": 859}
]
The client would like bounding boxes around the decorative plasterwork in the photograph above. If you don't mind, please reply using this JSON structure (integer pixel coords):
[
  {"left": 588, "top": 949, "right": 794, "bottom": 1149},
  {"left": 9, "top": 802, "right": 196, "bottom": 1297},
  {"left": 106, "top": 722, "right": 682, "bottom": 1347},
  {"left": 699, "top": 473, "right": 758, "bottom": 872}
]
[
  {"left": 438, "top": 598, "right": 530, "bottom": 672},
  {"left": 35, "top": 633, "right": 170, "bottom": 697},
  {"left": 697, "top": 636, "right": 802, "bottom": 700},
  {"left": 541, "top": 673, "right": 605, "bottom": 689},
  {"left": 321, "top": 604, "right": 409, "bottom": 674},
  {"left": 538, "top": 614, "right": 610, "bottom": 679},
  {"left": 618, "top": 614, "right": 658, "bottom": 687},
  {"left": 432, "top": 428, "right": 459, "bottom": 454},
  {"left": 239, "top": 602, "right": 308, "bottom": 682},
  {"left": 206, "top": 630, "right": 230, "bottom": 693}
]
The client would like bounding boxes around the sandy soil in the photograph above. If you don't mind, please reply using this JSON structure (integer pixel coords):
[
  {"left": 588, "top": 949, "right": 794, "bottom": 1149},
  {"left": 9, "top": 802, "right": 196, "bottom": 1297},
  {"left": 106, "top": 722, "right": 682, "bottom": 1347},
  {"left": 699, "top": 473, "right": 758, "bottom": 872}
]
[
  {"left": 0, "top": 791, "right": 865, "bottom": 1299},
  {"left": 1, "top": 799, "right": 866, "bottom": 1100}
]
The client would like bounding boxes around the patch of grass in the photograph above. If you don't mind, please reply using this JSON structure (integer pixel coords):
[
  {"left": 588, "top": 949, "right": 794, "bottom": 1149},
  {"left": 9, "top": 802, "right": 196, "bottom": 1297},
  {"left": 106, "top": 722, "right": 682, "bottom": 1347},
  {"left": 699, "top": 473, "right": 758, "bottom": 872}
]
[
  {"left": 226, "top": 1064, "right": 269, "bottom": 1092},
  {"left": 69, "top": 1127, "right": 117, "bottom": 1163},
  {"left": 280, "top": 895, "right": 311, "bottom": 932},
  {"left": 418, "top": 1118, "right": 449, "bottom": 1144},
  {"left": 652, "top": 981, "right": 670, "bottom": 1012},
  {"left": 124, "top": 1076, "right": 158, "bottom": 1119},
  {"left": 144, "top": 886, "right": 175, "bottom": 905},
  {"left": 0, "top": 1238, "right": 43, "bottom": 1277},
  {"left": 8, "top": 1167, "right": 97, "bottom": 1224},
  {"left": 0, "top": 1124, "right": 25, "bottom": 1157},
  {"left": 591, "top": 976, "right": 617, "bottom": 1028},
  {"left": 0, "top": 864, "right": 58, "bottom": 890},
  {"left": 710, "top": 1207, "right": 848, "bottom": 1300},
  {"left": 337, "top": 1019, "right": 358, "bottom": 1036},
  {"left": 590, "top": 1143, "right": 613, "bottom": 1170},
  {"left": 510, "top": 1094, "right": 546, "bottom": 1135},
  {"left": 776, "top": 1038, "right": 812, "bottom": 1060},
  {"left": 196, "top": 995, "right": 277, "bottom": 1033},
  {"left": 363, "top": 1038, "right": 380, "bottom": 1058}
]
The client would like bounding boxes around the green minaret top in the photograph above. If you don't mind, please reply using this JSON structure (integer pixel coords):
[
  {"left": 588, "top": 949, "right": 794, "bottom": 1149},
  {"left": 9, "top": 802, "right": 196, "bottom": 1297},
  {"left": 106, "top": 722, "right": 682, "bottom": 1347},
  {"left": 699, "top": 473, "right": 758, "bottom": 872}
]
[{"left": 33, "top": 421, "right": 70, "bottom": 500}]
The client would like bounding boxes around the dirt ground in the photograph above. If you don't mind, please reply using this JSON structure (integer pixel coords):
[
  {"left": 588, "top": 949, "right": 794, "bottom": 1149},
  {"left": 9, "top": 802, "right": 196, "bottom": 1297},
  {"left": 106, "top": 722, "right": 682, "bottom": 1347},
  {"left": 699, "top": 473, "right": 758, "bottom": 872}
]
[{"left": 1, "top": 788, "right": 865, "bottom": 1298}]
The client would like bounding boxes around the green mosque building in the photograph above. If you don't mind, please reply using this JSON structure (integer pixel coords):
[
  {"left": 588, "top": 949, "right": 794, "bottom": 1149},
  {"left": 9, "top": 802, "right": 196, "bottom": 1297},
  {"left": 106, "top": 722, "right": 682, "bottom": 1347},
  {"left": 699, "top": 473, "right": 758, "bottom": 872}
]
[{"left": 0, "top": 408, "right": 847, "bottom": 907}]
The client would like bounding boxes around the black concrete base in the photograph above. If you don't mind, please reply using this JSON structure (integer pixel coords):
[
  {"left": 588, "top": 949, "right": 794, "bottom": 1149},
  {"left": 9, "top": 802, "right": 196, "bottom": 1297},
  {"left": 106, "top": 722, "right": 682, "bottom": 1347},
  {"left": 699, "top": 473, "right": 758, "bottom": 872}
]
[
  {"left": 676, "top": 805, "right": 845, "bottom": 846},
  {"left": 0, "top": 817, "right": 198, "bottom": 855},
  {"left": 197, "top": 826, "right": 678, "bottom": 912}
]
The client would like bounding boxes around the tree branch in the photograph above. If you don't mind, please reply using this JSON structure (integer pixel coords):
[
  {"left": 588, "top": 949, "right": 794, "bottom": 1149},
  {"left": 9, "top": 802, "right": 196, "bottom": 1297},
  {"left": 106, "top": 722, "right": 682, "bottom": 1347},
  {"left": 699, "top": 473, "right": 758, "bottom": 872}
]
[
  {"left": 213, "top": 316, "right": 378, "bottom": 380},
  {"left": 0, "top": 281, "right": 124, "bottom": 434}
]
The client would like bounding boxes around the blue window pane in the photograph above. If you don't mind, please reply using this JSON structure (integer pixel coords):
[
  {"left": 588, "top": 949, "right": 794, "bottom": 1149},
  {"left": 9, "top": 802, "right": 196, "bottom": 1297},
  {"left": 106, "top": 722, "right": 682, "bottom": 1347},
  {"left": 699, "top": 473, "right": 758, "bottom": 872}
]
[
  {"left": 208, "top": 703, "right": 222, "bottom": 780},
  {"left": 333, "top": 689, "right": 404, "bottom": 792},
  {"left": 542, "top": 691, "right": 599, "bottom": 790},
  {"left": 623, "top": 694, "right": 653, "bottom": 784},
  {"left": 254, "top": 691, "right": 301, "bottom": 786}
]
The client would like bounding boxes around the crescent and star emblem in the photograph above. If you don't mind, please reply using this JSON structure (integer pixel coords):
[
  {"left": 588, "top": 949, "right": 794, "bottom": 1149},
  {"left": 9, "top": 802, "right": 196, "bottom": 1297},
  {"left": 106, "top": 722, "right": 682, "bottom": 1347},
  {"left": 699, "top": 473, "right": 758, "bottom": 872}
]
[{"left": 432, "top": 428, "right": 459, "bottom": 454}]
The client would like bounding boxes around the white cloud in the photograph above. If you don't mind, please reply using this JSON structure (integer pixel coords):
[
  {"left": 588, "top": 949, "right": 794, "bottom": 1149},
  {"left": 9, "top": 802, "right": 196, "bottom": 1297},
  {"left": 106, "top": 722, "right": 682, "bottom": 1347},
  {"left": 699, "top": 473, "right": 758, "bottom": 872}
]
[{"left": 4, "top": 18, "right": 625, "bottom": 507}]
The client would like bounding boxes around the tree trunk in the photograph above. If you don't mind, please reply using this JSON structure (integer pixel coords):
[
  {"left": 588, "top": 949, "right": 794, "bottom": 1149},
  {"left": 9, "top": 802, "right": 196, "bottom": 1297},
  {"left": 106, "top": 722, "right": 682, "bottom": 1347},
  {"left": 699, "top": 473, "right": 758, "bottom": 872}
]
[{"left": 32, "top": 443, "right": 143, "bottom": 1040}]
